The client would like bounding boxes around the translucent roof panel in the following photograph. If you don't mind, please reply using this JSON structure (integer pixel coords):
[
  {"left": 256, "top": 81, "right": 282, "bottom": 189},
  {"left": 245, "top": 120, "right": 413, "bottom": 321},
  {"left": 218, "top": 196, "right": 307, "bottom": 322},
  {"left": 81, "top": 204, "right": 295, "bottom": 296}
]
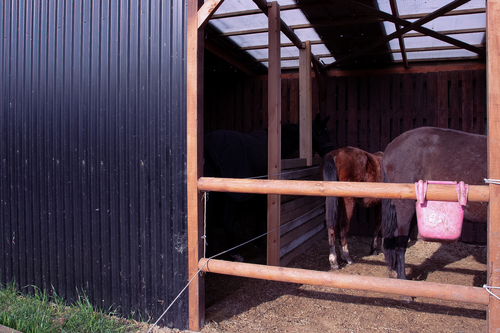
[
  {"left": 378, "top": 0, "right": 486, "bottom": 15},
  {"left": 207, "top": 0, "right": 334, "bottom": 70},
  {"left": 280, "top": 9, "right": 310, "bottom": 26},
  {"left": 388, "top": 33, "right": 485, "bottom": 50},
  {"left": 393, "top": 49, "right": 478, "bottom": 61},
  {"left": 206, "top": 0, "right": 485, "bottom": 71},
  {"left": 212, "top": 13, "right": 268, "bottom": 33},
  {"left": 213, "top": 0, "right": 259, "bottom": 14},
  {"left": 377, "top": 0, "right": 486, "bottom": 63}
]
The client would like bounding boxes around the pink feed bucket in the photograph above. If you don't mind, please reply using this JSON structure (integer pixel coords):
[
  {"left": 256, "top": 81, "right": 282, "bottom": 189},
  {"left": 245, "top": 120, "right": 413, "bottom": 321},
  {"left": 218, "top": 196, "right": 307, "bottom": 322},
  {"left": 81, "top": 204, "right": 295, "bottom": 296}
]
[{"left": 415, "top": 180, "right": 468, "bottom": 242}]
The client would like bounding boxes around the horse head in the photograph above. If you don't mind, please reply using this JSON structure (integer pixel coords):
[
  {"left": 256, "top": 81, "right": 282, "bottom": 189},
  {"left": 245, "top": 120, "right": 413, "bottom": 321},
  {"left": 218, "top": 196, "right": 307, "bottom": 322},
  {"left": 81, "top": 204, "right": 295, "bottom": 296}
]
[{"left": 313, "top": 114, "right": 334, "bottom": 157}]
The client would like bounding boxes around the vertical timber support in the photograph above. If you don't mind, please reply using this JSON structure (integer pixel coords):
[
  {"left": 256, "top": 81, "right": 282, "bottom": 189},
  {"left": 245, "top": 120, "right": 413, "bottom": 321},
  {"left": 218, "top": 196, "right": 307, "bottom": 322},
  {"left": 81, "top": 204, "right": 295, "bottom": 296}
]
[
  {"left": 299, "top": 40, "right": 313, "bottom": 166},
  {"left": 187, "top": 0, "right": 205, "bottom": 330},
  {"left": 487, "top": 1, "right": 500, "bottom": 331},
  {"left": 267, "top": 1, "right": 281, "bottom": 266}
]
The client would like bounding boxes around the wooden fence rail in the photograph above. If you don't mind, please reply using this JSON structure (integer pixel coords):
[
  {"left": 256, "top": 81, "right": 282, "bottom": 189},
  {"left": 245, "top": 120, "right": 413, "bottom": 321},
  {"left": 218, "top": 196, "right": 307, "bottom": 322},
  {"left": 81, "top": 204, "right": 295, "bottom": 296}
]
[
  {"left": 198, "top": 177, "right": 490, "bottom": 203},
  {"left": 199, "top": 258, "right": 489, "bottom": 305}
]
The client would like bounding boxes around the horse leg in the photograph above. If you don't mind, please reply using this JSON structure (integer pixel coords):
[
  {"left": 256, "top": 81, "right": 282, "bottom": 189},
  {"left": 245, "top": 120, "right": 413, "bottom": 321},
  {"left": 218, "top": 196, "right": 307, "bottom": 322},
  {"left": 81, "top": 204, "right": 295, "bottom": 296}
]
[
  {"left": 340, "top": 197, "right": 354, "bottom": 265},
  {"left": 223, "top": 198, "right": 244, "bottom": 262},
  {"left": 371, "top": 204, "right": 382, "bottom": 255},
  {"left": 393, "top": 201, "right": 414, "bottom": 280},
  {"left": 326, "top": 196, "right": 339, "bottom": 270},
  {"left": 382, "top": 198, "right": 414, "bottom": 280}
]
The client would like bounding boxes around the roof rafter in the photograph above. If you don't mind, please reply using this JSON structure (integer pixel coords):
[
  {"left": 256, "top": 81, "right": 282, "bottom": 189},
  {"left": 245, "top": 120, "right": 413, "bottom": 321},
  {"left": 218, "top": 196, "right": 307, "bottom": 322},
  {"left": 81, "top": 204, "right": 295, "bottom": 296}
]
[
  {"left": 326, "top": 0, "right": 485, "bottom": 68},
  {"left": 389, "top": 0, "right": 408, "bottom": 68}
]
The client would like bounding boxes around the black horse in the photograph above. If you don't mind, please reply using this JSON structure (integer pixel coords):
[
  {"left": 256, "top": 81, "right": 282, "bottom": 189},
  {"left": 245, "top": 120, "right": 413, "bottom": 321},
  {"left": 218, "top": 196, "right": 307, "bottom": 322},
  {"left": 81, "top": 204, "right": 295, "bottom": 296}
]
[{"left": 203, "top": 114, "right": 332, "bottom": 260}]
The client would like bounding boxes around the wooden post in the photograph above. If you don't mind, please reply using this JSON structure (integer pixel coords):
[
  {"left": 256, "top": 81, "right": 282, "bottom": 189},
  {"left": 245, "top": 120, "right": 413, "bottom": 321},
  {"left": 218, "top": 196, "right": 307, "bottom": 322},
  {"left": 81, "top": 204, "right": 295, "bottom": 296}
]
[
  {"left": 487, "top": 1, "right": 500, "bottom": 331},
  {"left": 299, "top": 40, "right": 312, "bottom": 165},
  {"left": 187, "top": 0, "right": 205, "bottom": 330},
  {"left": 267, "top": 1, "right": 281, "bottom": 266}
]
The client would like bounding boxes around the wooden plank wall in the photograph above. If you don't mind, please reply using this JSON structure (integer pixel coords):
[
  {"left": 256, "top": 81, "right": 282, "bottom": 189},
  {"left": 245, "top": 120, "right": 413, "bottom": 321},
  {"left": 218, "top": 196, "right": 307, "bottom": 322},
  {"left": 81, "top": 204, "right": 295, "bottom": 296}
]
[
  {"left": 325, "top": 70, "right": 487, "bottom": 154},
  {"left": 204, "top": 68, "right": 488, "bottom": 248},
  {"left": 279, "top": 158, "right": 324, "bottom": 266},
  {"left": 324, "top": 69, "right": 487, "bottom": 243}
]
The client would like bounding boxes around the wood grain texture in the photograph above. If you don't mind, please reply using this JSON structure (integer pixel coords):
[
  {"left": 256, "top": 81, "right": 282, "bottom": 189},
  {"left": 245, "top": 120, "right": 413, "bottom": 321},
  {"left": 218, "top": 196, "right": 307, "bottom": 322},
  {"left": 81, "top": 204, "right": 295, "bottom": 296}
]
[{"left": 487, "top": 1, "right": 500, "bottom": 330}]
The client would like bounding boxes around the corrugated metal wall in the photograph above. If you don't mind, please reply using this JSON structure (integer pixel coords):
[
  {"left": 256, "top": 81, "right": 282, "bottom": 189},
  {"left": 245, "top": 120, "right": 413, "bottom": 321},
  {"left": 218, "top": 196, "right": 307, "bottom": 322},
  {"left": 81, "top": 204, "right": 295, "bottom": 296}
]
[{"left": 0, "top": 0, "right": 188, "bottom": 328}]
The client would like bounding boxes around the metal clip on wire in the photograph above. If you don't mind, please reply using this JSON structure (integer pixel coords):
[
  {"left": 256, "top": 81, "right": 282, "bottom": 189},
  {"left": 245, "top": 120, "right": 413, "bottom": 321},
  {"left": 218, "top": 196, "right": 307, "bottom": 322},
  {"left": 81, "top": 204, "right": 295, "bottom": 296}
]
[
  {"left": 484, "top": 285, "right": 500, "bottom": 301},
  {"left": 485, "top": 178, "right": 500, "bottom": 185}
]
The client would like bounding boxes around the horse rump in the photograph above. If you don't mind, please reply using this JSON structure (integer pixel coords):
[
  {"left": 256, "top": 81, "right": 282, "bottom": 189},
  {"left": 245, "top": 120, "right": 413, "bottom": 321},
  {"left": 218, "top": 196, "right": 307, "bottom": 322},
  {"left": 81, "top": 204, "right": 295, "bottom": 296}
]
[
  {"left": 322, "top": 147, "right": 383, "bottom": 270},
  {"left": 381, "top": 126, "right": 487, "bottom": 280}
]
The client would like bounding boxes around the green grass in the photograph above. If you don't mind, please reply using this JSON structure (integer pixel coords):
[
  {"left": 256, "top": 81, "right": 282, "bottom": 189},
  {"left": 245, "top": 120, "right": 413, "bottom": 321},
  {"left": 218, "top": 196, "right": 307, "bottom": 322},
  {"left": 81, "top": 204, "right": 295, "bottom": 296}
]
[{"left": 0, "top": 282, "right": 142, "bottom": 333}]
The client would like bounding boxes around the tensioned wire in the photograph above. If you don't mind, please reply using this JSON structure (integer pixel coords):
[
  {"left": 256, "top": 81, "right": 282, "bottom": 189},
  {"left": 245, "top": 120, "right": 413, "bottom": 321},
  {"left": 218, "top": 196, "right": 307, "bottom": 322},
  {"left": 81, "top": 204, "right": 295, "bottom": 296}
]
[
  {"left": 149, "top": 176, "right": 500, "bottom": 330},
  {"left": 147, "top": 187, "right": 322, "bottom": 332}
]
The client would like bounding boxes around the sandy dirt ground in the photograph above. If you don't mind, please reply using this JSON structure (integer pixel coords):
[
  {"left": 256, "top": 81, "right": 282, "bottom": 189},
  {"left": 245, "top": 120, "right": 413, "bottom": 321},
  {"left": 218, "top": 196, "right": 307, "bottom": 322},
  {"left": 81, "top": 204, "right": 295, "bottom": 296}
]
[{"left": 147, "top": 232, "right": 487, "bottom": 333}]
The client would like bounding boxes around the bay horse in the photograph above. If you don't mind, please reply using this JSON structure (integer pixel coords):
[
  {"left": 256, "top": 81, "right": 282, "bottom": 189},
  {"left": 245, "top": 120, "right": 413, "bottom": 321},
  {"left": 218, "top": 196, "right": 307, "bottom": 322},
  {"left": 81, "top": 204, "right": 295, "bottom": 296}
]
[
  {"left": 382, "top": 127, "right": 487, "bottom": 280},
  {"left": 204, "top": 114, "right": 333, "bottom": 260},
  {"left": 322, "top": 146, "right": 383, "bottom": 270}
]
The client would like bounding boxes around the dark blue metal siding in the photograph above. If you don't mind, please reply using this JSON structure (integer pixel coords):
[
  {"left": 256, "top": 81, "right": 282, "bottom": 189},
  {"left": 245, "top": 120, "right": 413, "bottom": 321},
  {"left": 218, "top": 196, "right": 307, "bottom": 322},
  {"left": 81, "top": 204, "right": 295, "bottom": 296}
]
[{"left": 0, "top": 0, "right": 187, "bottom": 328}]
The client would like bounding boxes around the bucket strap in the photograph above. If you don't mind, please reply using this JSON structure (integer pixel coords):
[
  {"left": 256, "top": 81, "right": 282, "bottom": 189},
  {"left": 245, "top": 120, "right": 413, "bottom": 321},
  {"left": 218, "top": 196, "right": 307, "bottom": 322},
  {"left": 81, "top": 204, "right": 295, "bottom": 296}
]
[
  {"left": 415, "top": 180, "right": 427, "bottom": 204},
  {"left": 415, "top": 180, "right": 468, "bottom": 206},
  {"left": 456, "top": 181, "right": 469, "bottom": 206}
]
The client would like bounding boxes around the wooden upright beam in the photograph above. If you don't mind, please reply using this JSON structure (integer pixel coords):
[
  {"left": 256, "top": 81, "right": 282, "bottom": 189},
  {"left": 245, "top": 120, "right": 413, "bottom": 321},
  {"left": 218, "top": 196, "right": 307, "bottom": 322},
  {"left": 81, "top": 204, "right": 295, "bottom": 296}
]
[
  {"left": 187, "top": 0, "right": 205, "bottom": 330},
  {"left": 299, "top": 40, "right": 313, "bottom": 165},
  {"left": 487, "top": 0, "right": 500, "bottom": 330},
  {"left": 267, "top": 1, "right": 281, "bottom": 267}
]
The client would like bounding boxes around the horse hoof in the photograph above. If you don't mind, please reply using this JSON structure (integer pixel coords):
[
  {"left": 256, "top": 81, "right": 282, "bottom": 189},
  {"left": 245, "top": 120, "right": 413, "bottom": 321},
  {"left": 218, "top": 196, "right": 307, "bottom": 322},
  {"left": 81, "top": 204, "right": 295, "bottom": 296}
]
[
  {"left": 346, "top": 260, "right": 354, "bottom": 266},
  {"left": 370, "top": 249, "right": 380, "bottom": 255},
  {"left": 400, "top": 295, "right": 414, "bottom": 304},
  {"left": 330, "top": 264, "right": 339, "bottom": 270}
]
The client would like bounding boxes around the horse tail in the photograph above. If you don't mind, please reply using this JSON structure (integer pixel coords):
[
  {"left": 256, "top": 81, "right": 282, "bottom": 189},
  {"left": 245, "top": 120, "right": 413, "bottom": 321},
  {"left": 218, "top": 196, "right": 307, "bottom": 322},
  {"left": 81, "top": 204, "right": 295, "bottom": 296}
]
[
  {"left": 381, "top": 171, "right": 398, "bottom": 272},
  {"left": 323, "top": 153, "right": 339, "bottom": 231}
]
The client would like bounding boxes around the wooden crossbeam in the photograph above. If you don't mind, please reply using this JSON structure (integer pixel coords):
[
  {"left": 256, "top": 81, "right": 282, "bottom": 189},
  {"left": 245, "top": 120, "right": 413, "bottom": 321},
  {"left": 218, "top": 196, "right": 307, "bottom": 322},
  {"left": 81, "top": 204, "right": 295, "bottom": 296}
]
[{"left": 198, "top": 0, "right": 224, "bottom": 29}]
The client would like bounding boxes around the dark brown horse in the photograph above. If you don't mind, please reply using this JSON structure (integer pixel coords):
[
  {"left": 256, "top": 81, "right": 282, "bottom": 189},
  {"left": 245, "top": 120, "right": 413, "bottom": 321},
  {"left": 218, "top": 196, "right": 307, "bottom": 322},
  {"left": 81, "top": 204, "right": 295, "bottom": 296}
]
[
  {"left": 382, "top": 127, "right": 487, "bottom": 280},
  {"left": 322, "top": 146, "right": 383, "bottom": 270}
]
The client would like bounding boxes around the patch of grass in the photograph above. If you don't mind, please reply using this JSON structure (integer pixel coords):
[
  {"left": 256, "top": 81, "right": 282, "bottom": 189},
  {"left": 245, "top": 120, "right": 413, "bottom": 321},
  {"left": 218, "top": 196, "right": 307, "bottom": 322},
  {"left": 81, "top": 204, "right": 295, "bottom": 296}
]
[{"left": 0, "top": 282, "right": 141, "bottom": 333}]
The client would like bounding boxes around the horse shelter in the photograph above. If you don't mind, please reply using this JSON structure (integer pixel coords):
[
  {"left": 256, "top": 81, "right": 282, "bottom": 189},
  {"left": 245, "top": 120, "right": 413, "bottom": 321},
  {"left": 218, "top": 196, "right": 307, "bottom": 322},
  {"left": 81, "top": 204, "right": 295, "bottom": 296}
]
[
  {"left": 188, "top": 0, "right": 500, "bottom": 332},
  {"left": 0, "top": 0, "right": 499, "bottom": 331}
]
